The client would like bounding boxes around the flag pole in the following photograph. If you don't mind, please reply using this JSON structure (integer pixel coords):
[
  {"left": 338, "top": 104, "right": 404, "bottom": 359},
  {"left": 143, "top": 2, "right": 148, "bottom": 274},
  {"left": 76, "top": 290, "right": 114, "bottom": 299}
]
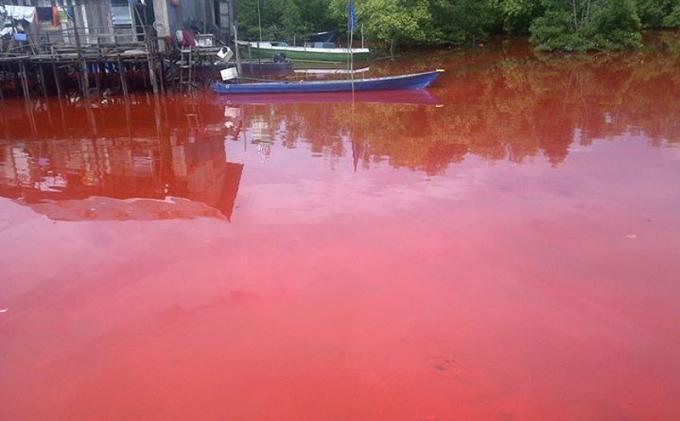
[
  {"left": 350, "top": 25, "right": 354, "bottom": 92},
  {"left": 348, "top": 0, "right": 355, "bottom": 93}
]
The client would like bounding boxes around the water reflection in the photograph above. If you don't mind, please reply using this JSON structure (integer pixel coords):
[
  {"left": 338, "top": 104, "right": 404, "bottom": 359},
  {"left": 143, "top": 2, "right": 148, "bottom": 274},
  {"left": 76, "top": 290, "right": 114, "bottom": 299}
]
[
  {"left": 1, "top": 43, "right": 678, "bottom": 221},
  {"left": 0, "top": 96, "right": 243, "bottom": 221},
  {"left": 217, "top": 90, "right": 443, "bottom": 106},
  {"left": 232, "top": 48, "right": 679, "bottom": 174}
]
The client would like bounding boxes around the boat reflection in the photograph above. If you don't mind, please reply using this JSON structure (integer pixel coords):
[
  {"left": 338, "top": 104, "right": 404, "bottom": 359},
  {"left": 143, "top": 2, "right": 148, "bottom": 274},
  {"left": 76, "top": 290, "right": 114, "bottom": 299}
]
[
  {"left": 215, "top": 89, "right": 443, "bottom": 106},
  {"left": 0, "top": 96, "right": 243, "bottom": 221}
]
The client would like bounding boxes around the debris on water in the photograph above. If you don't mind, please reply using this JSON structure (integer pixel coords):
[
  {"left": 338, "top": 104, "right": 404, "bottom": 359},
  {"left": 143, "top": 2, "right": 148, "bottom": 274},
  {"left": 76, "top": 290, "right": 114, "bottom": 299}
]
[
  {"left": 425, "top": 356, "right": 459, "bottom": 374},
  {"left": 626, "top": 234, "right": 638, "bottom": 239},
  {"left": 0, "top": 308, "right": 8, "bottom": 313}
]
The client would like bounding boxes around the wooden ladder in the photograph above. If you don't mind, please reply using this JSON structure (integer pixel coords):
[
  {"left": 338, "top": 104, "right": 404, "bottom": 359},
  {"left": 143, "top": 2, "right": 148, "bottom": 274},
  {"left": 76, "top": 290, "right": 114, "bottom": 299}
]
[{"left": 179, "top": 48, "right": 194, "bottom": 91}]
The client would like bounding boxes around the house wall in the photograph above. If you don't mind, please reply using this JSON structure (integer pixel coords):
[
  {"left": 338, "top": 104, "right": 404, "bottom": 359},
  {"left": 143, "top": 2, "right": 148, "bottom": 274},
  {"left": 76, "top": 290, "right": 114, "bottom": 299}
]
[
  {"left": 81, "top": 0, "right": 115, "bottom": 43},
  {"left": 160, "top": 0, "right": 234, "bottom": 41},
  {"left": 6, "top": 0, "right": 235, "bottom": 47}
]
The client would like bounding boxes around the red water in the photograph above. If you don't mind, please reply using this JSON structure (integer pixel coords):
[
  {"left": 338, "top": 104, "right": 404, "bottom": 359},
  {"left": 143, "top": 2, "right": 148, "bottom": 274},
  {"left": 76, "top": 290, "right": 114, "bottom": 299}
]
[{"left": 1, "top": 42, "right": 680, "bottom": 420}]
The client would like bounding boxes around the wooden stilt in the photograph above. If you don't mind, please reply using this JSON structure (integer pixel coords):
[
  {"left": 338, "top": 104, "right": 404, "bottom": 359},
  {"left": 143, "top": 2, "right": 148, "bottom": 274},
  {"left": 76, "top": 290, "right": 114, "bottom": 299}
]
[
  {"left": 94, "top": 62, "right": 102, "bottom": 96},
  {"left": 159, "top": 55, "right": 165, "bottom": 95},
  {"left": 81, "top": 59, "right": 90, "bottom": 98},
  {"left": 24, "top": 99, "right": 38, "bottom": 136},
  {"left": 14, "top": 78, "right": 21, "bottom": 96},
  {"left": 148, "top": 56, "right": 159, "bottom": 95},
  {"left": 0, "top": 64, "right": 4, "bottom": 99},
  {"left": 38, "top": 63, "right": 48, "bottom": 98},
  {"left": 118, "top": 56, "right": 129, "bottom": 98},
  {"left": 71, "top": 0, "right": 90, "bottom": 99},
  {"left": 19, "top": 61, "right": 31, "bottom": 100},
  {"left": 142, "top": 63, "right": 148, "bottom": 91},
  {"left": 130, "top": 64, "right": 136, "bottom": 92},
  {"left": 51, "top": 50, "right": 63, "bottom": 99}
]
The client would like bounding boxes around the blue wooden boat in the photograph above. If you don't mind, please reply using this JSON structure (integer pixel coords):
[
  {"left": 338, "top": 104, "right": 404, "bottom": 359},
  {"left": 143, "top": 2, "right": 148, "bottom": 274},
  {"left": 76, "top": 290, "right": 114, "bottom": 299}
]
[{"left": 212, "top": 70, "right": 444, "bottom": 95}]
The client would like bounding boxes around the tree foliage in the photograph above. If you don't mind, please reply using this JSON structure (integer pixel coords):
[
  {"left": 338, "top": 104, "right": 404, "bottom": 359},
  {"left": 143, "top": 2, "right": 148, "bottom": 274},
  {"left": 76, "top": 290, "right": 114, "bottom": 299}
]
[
  {"left": 530, "top": 0, "right": 643, "bottom": 51},
  {"left": 237, "top": 0, "right": 680, "bottom": 51},
  {"left": 237, "top": 0, "right": 335, "bottom": 44},
  {"left": 494, "top": 0, "right": 546, "bottom": 34},
  {"left": 635, "top": 0, "right": 680, "bottom": 27}
]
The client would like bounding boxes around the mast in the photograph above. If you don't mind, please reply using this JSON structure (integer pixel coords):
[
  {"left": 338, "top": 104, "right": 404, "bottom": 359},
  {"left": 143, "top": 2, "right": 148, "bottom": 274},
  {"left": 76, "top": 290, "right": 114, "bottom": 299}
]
[
  {"left": 347, "top": 0, "right": 355, "bottom": 92},
  {"left": 256, "top": 0, "right": 262, "bottom": 46}
]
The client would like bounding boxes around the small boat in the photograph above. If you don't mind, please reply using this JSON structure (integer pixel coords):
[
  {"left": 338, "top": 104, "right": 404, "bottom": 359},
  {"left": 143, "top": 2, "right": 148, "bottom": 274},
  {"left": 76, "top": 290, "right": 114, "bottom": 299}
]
[
  {"left": 212, "top": 70, "right": 444, "bottom": 95},
  {"left": 239, "top": 41, "right": 370, "bottom": 63}
]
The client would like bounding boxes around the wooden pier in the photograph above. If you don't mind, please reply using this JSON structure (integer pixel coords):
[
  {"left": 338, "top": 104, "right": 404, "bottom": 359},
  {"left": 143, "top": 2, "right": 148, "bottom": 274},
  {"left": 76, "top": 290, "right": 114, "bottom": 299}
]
[{"left": 0, "top": 27, "right": 226, "bottom": 100}]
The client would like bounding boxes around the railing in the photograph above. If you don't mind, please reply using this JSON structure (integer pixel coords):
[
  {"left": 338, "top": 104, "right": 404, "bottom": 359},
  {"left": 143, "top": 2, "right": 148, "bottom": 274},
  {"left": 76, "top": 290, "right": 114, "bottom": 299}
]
[{"left": 1, "top": 25, "right": 156, "bottom": 59}]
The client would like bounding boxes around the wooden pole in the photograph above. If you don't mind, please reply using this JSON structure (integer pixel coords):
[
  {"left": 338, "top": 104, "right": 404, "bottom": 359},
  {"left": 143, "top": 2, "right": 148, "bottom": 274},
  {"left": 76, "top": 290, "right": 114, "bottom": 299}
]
[
  {"left": 19, "top": 61, "right": 31, "bottom": 100},
  {"left": 0, "top": 64, "right": 4, "bottom": 99},
  {"left": 145, "top": 31, "right": 159, "bottom": 95},
  {"left": 118, "top": 55, "right": 128, "bottom": 98},
  {"left": 71, "top": 0, "right": 90, "bottom": 98},
  {"left": 233, "top": 24, "right": 242, "bottom": 78},
  {"left": 94, "top": 61, "right": 102, "bottom": 95},
  {"left": 130, "top": 1, "right": 138, "bottom": 41},
  {"left": 14, "top": 65, "right": 21, "bottom": 96},
  {"left": 159, "top": 54, "right": 165, "bottom": 95},
  {"left": 256, "top": 0, "right": 262, "bottom": 43},
  {"left": 51, "top": 59, "right": 63, "bottom": 99},
  {"left": 203, "top": 0, "right": 208, "bottom": 34},
  {"left": 361, "top": 24, "right": 364, "bottom": 49},
  {"left": 346, "top": 26, "right": 350, "bottom": 71},
  {"left": 349, "top": 29, "right": 354, "bottom": 92},
  {"left": 38, "top": 63, "right": 48, "bottom": 98}
]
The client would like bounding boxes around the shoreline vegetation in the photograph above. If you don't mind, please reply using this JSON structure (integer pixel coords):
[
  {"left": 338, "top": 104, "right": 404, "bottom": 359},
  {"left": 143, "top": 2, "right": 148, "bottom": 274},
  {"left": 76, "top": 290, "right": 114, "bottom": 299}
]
[{"left": 237, "top": 0, "right": 680, "bottom": 52}]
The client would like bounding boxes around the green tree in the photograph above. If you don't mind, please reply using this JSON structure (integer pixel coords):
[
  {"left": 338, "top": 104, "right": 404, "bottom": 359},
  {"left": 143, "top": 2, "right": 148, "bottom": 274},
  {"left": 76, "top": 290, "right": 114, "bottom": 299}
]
[
  {"left": 530, "top": 0, "right": 642, "bottom": 51},
  {"left": 635, "top": 0, "right": 680, "bottom": 27},
  {"left": 355, "top": 0, "right": 435, "bottom": 53},
  {"left": 239, "top": 0, "right": 673, "bottom": 53},
  {"left": 663, "top": 5, "right": 680, "bottom": 27},
  {"left": 238, "top": 0, "right": 334, "bottom": 44},
  {"left": 494, "top": 0, "right": 545, "bottom": 34},
  {"left": 429, "top": 0, "right": 497, "bottom": 45}
]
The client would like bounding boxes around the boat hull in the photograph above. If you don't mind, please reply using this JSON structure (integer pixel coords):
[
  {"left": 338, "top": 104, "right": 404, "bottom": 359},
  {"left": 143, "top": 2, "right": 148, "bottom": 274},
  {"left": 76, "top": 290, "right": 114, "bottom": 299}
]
[{"left": 212, "top": 70, "right": 444, "bottom": 95}]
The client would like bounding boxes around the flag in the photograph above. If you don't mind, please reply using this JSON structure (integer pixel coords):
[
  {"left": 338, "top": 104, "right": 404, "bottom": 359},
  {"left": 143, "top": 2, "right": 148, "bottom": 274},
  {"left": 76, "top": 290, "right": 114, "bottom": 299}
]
[{"left": 347, "top": 0, "right": 356, "bottom": 33}]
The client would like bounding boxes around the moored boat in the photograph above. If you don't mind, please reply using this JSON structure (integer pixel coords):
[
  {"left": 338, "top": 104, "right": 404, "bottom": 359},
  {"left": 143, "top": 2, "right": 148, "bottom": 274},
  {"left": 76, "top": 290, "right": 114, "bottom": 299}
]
[
  {"left": 239, "top": 41, "right": 371, "bottom": 63},
  {"left": 218, "top": 59, "right": 293, "bottom": 75},
  {"left": 294, "top": 67, "right": 370, "bottom": 76},
  {"left": 212, "top": 70, "right": 444, "bottom": 95}
]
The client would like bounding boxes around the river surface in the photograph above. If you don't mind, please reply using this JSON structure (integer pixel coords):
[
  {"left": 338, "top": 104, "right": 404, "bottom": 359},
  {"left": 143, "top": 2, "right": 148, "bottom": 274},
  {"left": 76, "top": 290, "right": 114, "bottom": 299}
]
[{"left": 1, "top": 39, "right": 680, "bottom": 420}]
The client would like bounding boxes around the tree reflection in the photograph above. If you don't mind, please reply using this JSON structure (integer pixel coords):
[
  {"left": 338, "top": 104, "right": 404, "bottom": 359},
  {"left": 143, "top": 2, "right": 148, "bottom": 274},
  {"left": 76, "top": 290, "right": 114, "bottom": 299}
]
[{"left": 239, "top": 42, "right": 679, "bottom": 174}]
